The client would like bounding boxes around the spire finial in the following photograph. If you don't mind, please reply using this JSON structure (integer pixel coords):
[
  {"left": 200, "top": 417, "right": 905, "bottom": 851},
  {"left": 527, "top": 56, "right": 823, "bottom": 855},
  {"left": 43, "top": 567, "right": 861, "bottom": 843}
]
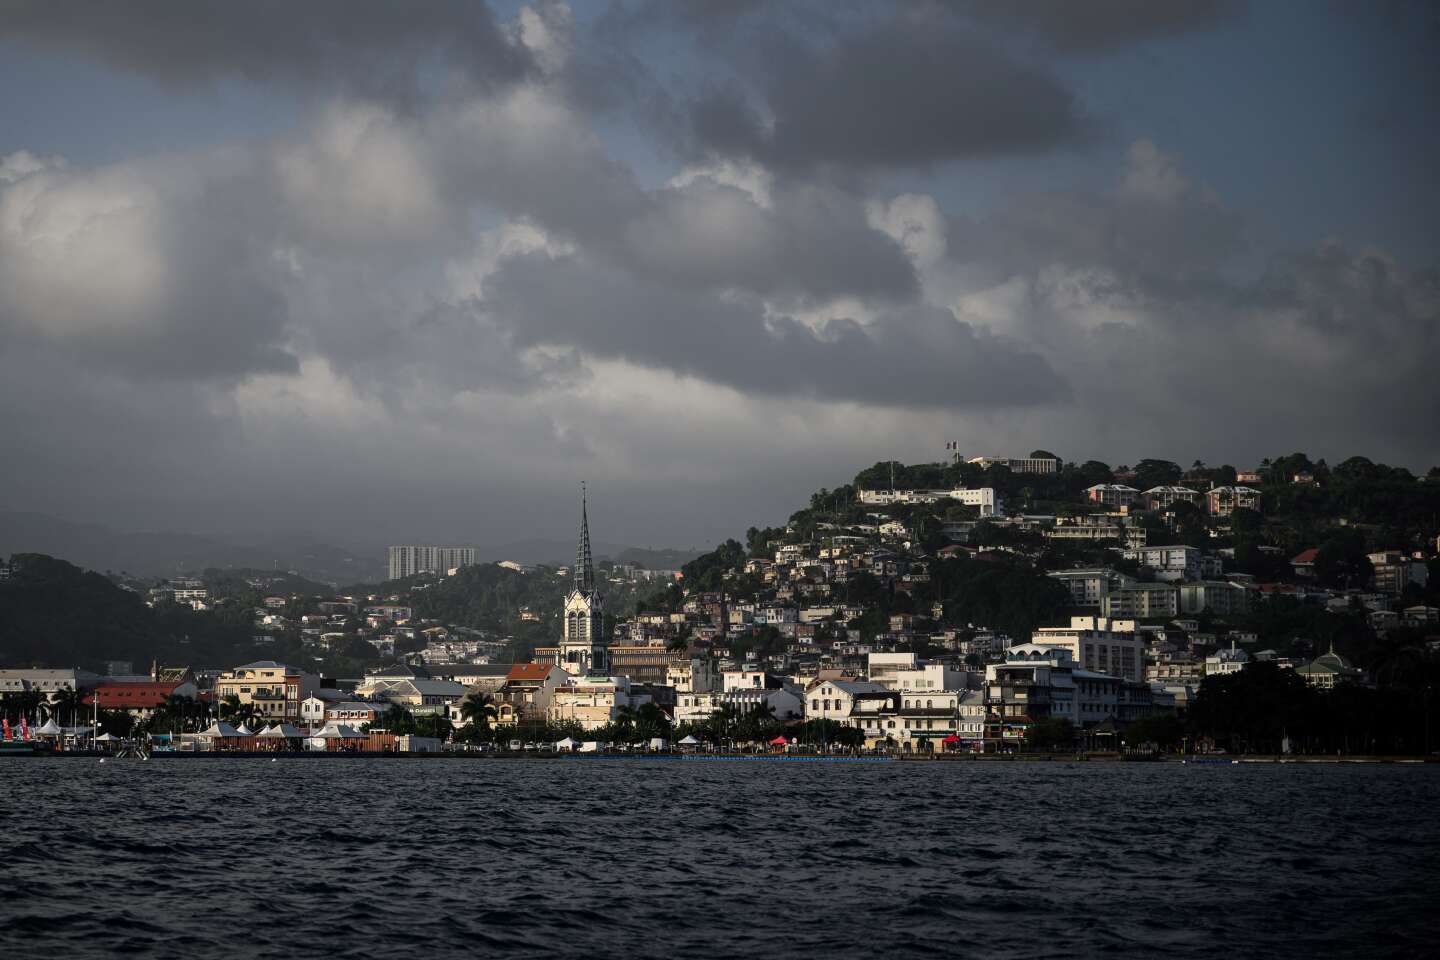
[{"left": 576, "top": 482, "right": 594, "bottom": 593}]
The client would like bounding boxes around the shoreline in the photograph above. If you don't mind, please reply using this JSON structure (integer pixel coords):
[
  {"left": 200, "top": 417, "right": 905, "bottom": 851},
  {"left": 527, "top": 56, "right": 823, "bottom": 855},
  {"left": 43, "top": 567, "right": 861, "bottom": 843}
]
[{"left": 4, "top": 748, "right": 1435, "bottom": 764}]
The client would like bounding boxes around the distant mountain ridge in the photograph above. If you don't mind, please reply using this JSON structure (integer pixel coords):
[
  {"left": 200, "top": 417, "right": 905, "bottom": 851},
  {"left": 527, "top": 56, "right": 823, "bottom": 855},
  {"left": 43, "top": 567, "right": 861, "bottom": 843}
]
[
  {"left": 0, "top": 511, "right": 385, "bottom": 584},
  {"left": 0, "top": 511, "right": 702, "bottom": 584},
  {"left": 479, "top": 539, "right": 700, "bottom": 569}
]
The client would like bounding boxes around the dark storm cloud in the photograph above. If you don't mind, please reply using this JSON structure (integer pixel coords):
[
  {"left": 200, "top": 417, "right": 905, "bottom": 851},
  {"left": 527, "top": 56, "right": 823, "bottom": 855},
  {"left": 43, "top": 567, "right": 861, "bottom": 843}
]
[
  {"left": 946, "top": 143, "right": 1248, "bottom": 291},
  {"left": 0, "top": 0, "right": 532, "bottom": 100},
  {"left": 618, "top": 179, "right": 918, "bottom": 302},
  {"left": 681, "top": 14, "right": 1088, "bottom": 171},
  {"left": 480, "top": 252, "right": 1067, "bottom": 408},
  {"left": 958, "top": 0, "right": 1244, "bottom": 54}
]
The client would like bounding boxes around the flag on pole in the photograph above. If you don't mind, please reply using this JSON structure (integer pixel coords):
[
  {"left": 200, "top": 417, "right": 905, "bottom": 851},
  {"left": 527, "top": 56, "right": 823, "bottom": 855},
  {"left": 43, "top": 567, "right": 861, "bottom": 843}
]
[
  {"left": 20, "top": 717, "right": 30, "bottom": 741},
  {"left": 1, "top": 717, "right": 10, "bottom": 741}
]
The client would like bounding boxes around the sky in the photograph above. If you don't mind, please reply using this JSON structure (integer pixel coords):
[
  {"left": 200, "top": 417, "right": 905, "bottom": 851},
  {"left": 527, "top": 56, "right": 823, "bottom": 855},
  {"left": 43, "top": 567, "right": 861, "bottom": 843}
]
[{"left": 0, "top": 0, "right": 1436, "bottom": 553}]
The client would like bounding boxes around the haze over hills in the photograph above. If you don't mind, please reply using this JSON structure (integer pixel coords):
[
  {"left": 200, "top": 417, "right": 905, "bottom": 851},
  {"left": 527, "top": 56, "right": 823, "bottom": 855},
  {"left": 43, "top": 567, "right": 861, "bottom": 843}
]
[{"left": 0, "top": 511, "right": 701, "bottom": 585}]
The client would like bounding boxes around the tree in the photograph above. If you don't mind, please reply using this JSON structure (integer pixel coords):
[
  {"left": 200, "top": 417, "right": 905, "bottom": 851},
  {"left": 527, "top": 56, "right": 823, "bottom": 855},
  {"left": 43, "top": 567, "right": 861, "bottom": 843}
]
[
  {"left": 1024, "top": 718, "right": 1076, "bottom": 753},
  {"left": 1133, "top": 459, "right": 1183, "bottom": 491},
  {"left": 459, "top": 692, "right": 497, "bottom": 730},
  {"left": 1123, "top": 714, "right": 1184, "bottom": 751},
  {"left": 48, "top": 686, "right": 86, "bottom": 725},
  {"left": 1314, "top": 531, "right": 1374, "bottom": 590}
]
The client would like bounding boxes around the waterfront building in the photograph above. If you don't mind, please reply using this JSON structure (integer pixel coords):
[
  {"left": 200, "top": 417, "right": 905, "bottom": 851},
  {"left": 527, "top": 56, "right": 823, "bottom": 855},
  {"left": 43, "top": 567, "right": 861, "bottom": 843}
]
[
  {"left": 1030, "top": 617, "right": 1144, "bottom": 683},
  {"left": 84, "top": 679, "right": 197, "bottom": 720},
  {"left": 804, "top": 678, "right": 887, "bottom": 722},
  {"left": 549, "top": 674, "right": 642, "bottom": 730},
  {"left": 0, "top": 667, "right": 103, "bottom": 697},
  {"left": 492, "top": 663, "right": 568, "bottom": 726},
  {"left": 213, "top": 661, "right": 320, "bottom": 723}
]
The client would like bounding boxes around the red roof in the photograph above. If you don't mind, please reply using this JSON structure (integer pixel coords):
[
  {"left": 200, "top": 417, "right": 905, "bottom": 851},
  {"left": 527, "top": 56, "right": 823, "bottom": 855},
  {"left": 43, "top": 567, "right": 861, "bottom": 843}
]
[
  {"left": 84, "top": 681, "right": 181, "bottom": 709},
  {"left": 506, "top": 663, "right": 554, "bottom": 681},
  {"left": 1291, "top": 548, "right": 1319, "bottom": 564}
]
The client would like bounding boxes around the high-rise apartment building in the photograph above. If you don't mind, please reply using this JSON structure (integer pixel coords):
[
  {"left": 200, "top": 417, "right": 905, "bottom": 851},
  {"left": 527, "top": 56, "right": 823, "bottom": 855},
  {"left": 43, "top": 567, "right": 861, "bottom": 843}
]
[{"left": 387, "top": 545, "right": 478, "bottom": 581}]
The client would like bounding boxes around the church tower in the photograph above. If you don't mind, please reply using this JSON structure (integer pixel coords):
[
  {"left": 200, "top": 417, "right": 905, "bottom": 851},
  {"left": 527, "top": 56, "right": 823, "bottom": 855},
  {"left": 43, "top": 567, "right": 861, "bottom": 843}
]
[{"left": 558, "top": 483, "right": 607, "bottom": 675}]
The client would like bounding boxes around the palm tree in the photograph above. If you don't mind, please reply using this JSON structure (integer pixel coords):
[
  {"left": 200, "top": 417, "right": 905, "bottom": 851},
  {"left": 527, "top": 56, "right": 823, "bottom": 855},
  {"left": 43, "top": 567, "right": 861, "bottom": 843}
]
[
  {"left": 1, "top": 690, "right": 46, "bottom": 725},
  {"left": 459, "top": 692, "right": 497, "bottom": 729},
  {"left": 50, "top": 686, "right": 86, "bottom": 727}
]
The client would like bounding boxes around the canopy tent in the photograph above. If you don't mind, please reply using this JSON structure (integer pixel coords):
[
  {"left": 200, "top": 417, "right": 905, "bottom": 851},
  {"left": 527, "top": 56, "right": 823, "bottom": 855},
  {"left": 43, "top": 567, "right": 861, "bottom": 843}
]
[
  {"left": 309, "top": 722, "right": 365, "bottom": 739},
  {"left": 768, "top": 735, "right": 789, "bottom": 746},
  {"left": 234, "top": 723, "right": 255, "bottom": 736},
  {"left": 35, "top": 719, "right": 64, "bottom": 737},
  {"left": 554, "top": 737, "right": 579, "bottom": 751},
  {"left": 941, "top": 735, "right": 963, "bottom": 744},
  {"left": 678, "top": 735, "right": 701, "bottom": 745},
  {"left": 94, "top": 732, "right": 121, "bottom": 742},
  {"left": 198, "top": 721, "right": 240, "bottom": 738},
  {"left": 256, "top": 723, "right": 304, "bottom": 739},
  {"left": 647, "top": 737, "right": 668, "bottom": 751}
]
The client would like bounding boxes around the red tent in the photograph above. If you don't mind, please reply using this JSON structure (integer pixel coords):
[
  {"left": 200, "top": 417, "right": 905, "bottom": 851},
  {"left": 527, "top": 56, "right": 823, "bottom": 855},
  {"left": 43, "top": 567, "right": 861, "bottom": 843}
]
[
  {"left": 769, "top": 735, "right": 789, "bottom": 746},
  {"left": 941, "top": 735, "right": 963, "bottom": 744}
]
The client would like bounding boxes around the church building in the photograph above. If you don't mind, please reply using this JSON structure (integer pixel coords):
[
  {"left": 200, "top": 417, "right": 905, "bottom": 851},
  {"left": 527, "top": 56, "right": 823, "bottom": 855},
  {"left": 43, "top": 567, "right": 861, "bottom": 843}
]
[{"left": 556, "top": 485, "right": 607, "bottom": 676}]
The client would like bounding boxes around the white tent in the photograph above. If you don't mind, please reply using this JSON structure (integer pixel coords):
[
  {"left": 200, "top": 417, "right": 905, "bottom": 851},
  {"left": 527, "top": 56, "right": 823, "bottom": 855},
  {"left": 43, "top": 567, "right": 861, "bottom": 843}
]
[
  {"left": 234, "top": 723, "right": 255, "bottom": 736},
  {"left": 198, "top": 721, "right": 240, "bottom": 738},
  {"left": 257, "top": 723, "right": 303, "bottom": 739},
  {"left": 94, "top": 732, "right": 121, "bottom": 742},
  {"left": 304, "top": 722, "right": 365, "bottom": 750},
  {"left": 678, "top": 735, "right": 700, "bottom": 746},
  {"left": 555, "top": 737, "right": 579, "bottom": 752},
  {"left": 35, "top": 719, "right": 64, "bottom": 737},
  {"left": 310, "top": 722, "right": 363, "bottom": 739},
  {"left": 648, "top": 737, "right": 668, "bottom": 752}
]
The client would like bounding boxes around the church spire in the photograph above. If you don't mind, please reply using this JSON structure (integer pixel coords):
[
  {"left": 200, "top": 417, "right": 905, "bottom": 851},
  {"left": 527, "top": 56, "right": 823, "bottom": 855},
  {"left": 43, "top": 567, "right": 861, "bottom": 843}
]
[{"left": 575, "top": 482, "right": 594, "bottom": 594}]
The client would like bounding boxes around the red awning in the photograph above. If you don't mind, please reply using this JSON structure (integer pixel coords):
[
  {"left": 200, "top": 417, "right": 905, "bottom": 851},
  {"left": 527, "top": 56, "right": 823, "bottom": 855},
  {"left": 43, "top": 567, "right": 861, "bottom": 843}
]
[
  {"left": 941, "top": 735, "right": 963, "bottom": 744},
  {"left": 769, "top": 736, "right": 789, "bottom": 746}
]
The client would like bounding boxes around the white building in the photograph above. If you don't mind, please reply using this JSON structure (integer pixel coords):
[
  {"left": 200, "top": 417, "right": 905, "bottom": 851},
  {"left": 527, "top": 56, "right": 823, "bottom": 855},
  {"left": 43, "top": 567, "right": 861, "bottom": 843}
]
[
  {"left": 1123, "top": 545, "right": 1219, "bottom": 582},
  {"left": 387, "top": 545, "right": 478, "bottom": 581},
  {"left": 1205, "top": 643, "right": 1250, "bottom": 676},
  {"left": 1206, "top": 486, "right": 1262, "bottom": 517},
  {"left": 966, "top": 456, "right": 1059, "bottom": 475},
  {"left": 1179, "top": 580, "right": 1252, "bottom": 616},
  {"left": 1102, "top": 583, "right": 1179, "bottom": 620},
  {"left": 891, "top": 663, "right": 969, "bottom": 692},
  {"left": 1086, "top": 484, "right": 1140, "bottom": 508},
  {"left": 804, "top": 678, "right": 888, "bottom": 722},
  {"left": 867, "top": 651, "right": 918, "bottom": 687},
  {"left": 1142, "top": 486, "right": 1202, "bottom": 510},
  {"left": 1048, "top": 568, "right": 1136, "bottom": 608},
  {"left": 1030, "top": 617, "right": 1144, "bottom": 683}
]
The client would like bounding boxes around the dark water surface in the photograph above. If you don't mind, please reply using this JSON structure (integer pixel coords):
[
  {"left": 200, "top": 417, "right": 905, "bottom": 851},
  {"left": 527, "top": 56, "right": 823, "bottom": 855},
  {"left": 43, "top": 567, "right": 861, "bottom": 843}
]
[{"left": 2, "top": 758, "right": 1438, "bottom": 958}]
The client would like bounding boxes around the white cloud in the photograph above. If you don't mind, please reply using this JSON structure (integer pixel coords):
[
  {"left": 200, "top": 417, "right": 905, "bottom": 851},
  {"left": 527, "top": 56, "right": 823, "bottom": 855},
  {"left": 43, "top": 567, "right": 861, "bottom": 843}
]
[{"left": 866, "top": 193, "right": 947, "bottom": 269}]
